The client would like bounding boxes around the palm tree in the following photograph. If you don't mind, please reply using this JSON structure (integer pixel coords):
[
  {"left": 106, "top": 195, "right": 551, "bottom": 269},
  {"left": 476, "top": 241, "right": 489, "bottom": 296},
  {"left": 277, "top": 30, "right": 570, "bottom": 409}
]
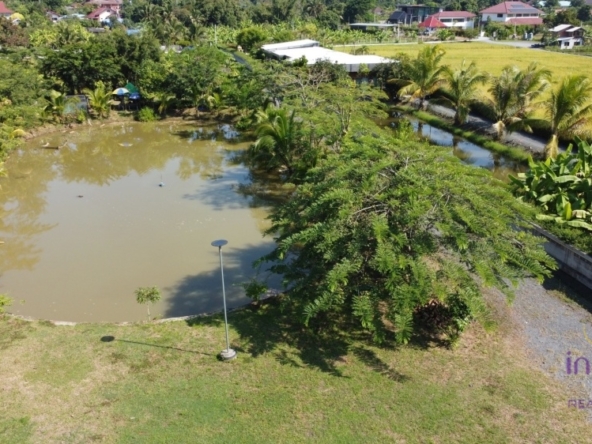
[
  {"left": 390, "top": 45, "right": 448, "bottom": 109},
  {"left": 439, "top": 60, "right": 487, "bottom": 126},
  {"left": 43, "top": 90, "right": 72, "bottom": 123},
  {"left": 544, "top": 75, "right": 592, "bottom": 159},
  {"left": 483, "top": 63, "right": 550, "bottom": 140},
  {"left": 83, "top": 81, "right": 113, "bottom": 119},
  {"left": 149, "top": 91, "right": 176, "bottom": 116},
  {"left": 250, "top": 106, "right": 302, "bottom": 177}
]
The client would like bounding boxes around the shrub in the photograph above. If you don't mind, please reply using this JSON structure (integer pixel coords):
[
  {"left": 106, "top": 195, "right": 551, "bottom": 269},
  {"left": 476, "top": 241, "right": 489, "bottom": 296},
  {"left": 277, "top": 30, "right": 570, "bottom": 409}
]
[
  {"left": 136, "top": 107, "right": 157, "bottom": 122},
  {"left": 135, "top": 286, "right": 161, "bottom": 320},
  {"left": 0, "top": 294, "right": 12, "bottom": 314},
  {"left": 236, "top": 27, "right": 267, "bottom": 52}
]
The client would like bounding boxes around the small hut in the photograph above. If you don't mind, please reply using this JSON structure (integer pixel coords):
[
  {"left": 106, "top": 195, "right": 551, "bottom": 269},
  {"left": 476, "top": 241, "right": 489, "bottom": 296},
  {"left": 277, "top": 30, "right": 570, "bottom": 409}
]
[{"left": 419, "top": 15, "right": 447, "bottom": 33}]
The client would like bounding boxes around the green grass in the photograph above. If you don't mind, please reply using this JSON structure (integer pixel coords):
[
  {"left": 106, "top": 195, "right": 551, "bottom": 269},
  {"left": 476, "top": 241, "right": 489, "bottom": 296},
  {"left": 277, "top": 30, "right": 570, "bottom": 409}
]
[{"left": 0, "top": 297, "right": 590, "bottom": 444}]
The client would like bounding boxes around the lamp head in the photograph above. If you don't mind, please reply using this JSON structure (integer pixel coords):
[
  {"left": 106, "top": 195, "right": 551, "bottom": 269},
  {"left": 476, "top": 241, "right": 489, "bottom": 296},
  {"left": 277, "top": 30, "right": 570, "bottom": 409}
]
[{"left": 211, "top": 239, "right": 228, "bottom": 248}]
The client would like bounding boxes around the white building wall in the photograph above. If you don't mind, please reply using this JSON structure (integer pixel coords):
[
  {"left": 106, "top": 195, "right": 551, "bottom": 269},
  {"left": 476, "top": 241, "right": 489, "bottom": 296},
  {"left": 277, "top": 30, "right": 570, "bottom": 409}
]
[
  {"left": 440, "top": 19, "right": 475, "bottom": 29},
  {"left": 481, "top": 13, "right": 508, "bottom": 22}
]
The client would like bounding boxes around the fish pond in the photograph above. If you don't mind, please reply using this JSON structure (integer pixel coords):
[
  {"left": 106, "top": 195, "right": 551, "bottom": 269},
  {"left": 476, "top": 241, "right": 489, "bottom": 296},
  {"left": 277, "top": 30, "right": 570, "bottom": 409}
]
[
  {"left": 0, "top": 120, "right": 525, "bottom": 322},
  {"left": 0, "top": 122, "right": 277, "bottom": 322}
]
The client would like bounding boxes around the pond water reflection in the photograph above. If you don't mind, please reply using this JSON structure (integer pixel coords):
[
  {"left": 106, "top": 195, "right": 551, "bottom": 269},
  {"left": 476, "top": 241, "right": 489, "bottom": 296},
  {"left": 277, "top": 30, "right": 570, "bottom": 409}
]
[{"left": 0, "top": 122, "right": 276, "bottom": 322}]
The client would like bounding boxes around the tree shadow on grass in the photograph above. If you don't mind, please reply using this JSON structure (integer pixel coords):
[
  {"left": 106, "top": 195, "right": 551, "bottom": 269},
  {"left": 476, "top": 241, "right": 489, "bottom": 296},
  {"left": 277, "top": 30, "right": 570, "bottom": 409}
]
[
  {"left": 187, "top": 298, "right": 352, "bottom": 377},
  {"left": 350, "top": 345, "right": 410, "bottom": 382}
]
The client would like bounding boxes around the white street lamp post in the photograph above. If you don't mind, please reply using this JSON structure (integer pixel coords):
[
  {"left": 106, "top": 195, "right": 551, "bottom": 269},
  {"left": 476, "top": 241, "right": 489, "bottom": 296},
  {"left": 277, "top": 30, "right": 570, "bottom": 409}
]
[{"left": 211, "top": 239, "right": 237, "bottom": 361}]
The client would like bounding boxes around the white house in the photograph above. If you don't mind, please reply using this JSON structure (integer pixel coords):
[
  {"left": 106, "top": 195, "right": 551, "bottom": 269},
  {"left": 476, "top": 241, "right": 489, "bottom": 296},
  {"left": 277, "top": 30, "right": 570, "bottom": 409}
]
[
  {"left": 87, "top": 6, "right": 117, "bottom": 22},
  {"left": 550, "top": 24, "right": 585, "bottom": 49},
  {"left": 480, "top": 1, "right": 544, "bottom": 25},
  {"left": 429, "top": 11, "right": 476, "bottom": 29}
]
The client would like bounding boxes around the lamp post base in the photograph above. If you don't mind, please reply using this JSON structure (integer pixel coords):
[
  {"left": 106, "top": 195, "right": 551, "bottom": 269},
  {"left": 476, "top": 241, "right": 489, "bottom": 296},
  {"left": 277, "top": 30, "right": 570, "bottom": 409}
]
[{"left": 220, "top": 348, "right": 237, "bottom": 361}]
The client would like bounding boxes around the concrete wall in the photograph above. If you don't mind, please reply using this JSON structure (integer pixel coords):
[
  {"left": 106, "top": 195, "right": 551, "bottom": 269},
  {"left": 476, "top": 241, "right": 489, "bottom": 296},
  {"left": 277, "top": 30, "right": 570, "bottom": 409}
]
[{"left": 531, "top": 224, "right": 592, "bottom": 291}]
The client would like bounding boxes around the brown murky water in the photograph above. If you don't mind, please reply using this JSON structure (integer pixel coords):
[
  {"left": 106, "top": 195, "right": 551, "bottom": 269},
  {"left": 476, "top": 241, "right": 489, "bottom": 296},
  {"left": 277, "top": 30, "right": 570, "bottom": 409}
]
[{"left": 0, "top": 122, "right": 276, "bottom": 322}]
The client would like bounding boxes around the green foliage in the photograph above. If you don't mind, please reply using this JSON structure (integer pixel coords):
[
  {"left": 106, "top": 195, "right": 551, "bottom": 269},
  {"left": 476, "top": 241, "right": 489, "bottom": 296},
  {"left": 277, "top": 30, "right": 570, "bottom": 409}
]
[
  {"left": 43, "top": 90, "right": 76, "bottom": 123},
  {"left": 0, "top": 19, "right": 29, "bottom": 48},
  {"left": 236, "top": 27, "right": 268, "bottom": 52},
  {"left": 511, "top": 138, "right": 592, "bottom": 231},
  {"left": 390, "top": 44, "right": 448, "bottom": 109},
  {"left": 83, "top": 81, "right": 113, "bottom": 119},
  {"left": 136, "top": 106, "right": 158, "bottom": 122},
  {"left": 462, "top": 28, "right": 479, "bottom": 40},
  {"left": 0, "top": 294, "right": 12, "bottom": 314},
  {"left": 260, "top": 131, "right": 555, "bottom": 344},
  {"left": 242, "top": 279, "right": 269, "bottom": 302},
  {"left": 134, "top": 286, "right": 161, "bottom": 320},
  {"left": 439, "top": 60, "right": 487, "bottom": 125},
  {"left": 250, "top": 106, "right": 308, "bottom": 178},
  {"left": 543, "top": 75, "right": 592, "bottom": 159},
  {"left": 436, "top": 28, "right": 454, "bottom": 42},
  {"left": 482, "top": 63, "right": 551, "bottom": 140}
]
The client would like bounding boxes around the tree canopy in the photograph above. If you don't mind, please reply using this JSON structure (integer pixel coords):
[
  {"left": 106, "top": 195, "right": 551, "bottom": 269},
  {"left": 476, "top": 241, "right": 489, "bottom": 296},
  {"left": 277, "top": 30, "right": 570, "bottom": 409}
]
[{"left": 258, "top": 125, "right": 554, "bottom": 344}]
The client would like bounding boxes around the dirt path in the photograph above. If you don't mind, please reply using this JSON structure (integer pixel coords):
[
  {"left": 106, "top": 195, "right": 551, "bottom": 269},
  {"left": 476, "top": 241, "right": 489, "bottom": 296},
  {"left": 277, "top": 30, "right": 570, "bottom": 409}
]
[{"left": 488, "top": 274, "right": 592, "bottom": 419}]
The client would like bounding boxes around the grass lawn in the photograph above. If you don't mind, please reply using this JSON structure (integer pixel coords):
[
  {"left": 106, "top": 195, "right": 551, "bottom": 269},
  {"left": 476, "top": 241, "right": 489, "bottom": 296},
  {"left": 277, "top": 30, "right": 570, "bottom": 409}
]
[
  {"left": 351, "top": 42, "right": 592, "bottom": 86},
  {"left": 0, "top": 294, "right": 590, "bottom": 444}
]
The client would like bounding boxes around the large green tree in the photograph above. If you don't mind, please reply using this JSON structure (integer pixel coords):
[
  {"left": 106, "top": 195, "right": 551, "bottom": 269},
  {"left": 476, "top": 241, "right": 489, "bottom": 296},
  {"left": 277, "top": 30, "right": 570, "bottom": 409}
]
[
  {"left": 258, "top": 133, "right": 555, "bottom": 344},
  {"left": 40, "top": 40, "right": 121, "bottom": 93}
]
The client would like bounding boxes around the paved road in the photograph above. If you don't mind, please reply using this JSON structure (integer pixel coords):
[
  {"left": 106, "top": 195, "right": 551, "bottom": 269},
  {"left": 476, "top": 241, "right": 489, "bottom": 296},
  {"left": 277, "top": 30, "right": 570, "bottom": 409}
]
[
  {"left": 426, "top": 103, "right": 550, "bottom": 155},
  {"left": 474, "top": 36, "right": 538, "bottom": 49}
]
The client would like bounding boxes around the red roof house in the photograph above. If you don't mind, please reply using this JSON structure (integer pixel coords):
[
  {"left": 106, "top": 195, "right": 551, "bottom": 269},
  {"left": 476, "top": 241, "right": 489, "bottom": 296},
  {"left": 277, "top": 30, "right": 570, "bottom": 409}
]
[
  {"left": 429, "top": 11, "right": 476, "bottom": 29},
  {"left": 87, "top": 6, "right": 116, "bottom": 21},
  {"left": 480, "top": 2, "right": 543, "bottom": 25},
  {"left": 419, "top": 15, "right": 447, "bottom": 29},
  {"left": 0, "top": 1, "right": 14, "bottom": 17}
]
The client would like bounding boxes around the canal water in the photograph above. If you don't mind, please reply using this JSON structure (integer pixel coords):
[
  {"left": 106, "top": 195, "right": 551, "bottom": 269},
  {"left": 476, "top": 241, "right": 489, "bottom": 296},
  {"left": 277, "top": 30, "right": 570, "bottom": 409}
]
[
  {"left": 404, "top": 118, "right": 527, "bottom": 181},
  {"left": 0, "top": 122, "right": 276, "bottom": 322}
]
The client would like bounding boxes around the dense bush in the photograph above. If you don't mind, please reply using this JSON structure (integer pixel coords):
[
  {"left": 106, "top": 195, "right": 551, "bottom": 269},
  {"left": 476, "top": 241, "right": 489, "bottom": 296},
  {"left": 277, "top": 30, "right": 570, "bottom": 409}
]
[{"left": 136, "top": 107, "right": 157, "bottom": 122}]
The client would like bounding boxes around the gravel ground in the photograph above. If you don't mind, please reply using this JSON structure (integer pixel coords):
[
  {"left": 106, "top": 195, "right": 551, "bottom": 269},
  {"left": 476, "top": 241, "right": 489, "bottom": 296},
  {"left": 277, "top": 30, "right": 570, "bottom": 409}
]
[{"left": 490, "top": 274, "right": 592, "bottom": 417}]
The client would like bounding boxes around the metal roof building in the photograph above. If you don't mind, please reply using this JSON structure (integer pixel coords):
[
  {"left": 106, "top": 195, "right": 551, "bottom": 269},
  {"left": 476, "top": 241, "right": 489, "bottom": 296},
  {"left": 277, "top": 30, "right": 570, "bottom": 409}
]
[{"left": 261, "top": 40, "right": 391, "bottom": 73}]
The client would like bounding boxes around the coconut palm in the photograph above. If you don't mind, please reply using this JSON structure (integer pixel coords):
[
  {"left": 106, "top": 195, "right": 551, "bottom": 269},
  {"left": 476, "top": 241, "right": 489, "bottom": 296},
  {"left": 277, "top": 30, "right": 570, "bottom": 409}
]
[
  {"left": 149, "top": 91, "right": 176, "bottom": 116},
  {"left": 544, "top": 75, "right": 592, "bottom": 159},
  {"left": 390, "top": 45, "right": 448, "bottom": 109},
  {"left": 250, "top": 106, "right": 303, "bottom": 177},
  {"left": 439, "top": 60, "right": 487, "bottom": 125},
  {"left": 83, "top": 81, "right": 113, "bottom": 119},
  {"left": 483, "top": 63, "right": 551, "bottom": 140},
  {"left": 43, "top": 90, "right": 72, "bottom": 123}
]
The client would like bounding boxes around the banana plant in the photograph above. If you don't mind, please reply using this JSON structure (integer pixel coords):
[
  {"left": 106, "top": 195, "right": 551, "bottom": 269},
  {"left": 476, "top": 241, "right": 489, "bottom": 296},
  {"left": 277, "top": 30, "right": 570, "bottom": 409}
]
[{"left": 511, "top": 138, "right": 592, "bottom": 230}]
